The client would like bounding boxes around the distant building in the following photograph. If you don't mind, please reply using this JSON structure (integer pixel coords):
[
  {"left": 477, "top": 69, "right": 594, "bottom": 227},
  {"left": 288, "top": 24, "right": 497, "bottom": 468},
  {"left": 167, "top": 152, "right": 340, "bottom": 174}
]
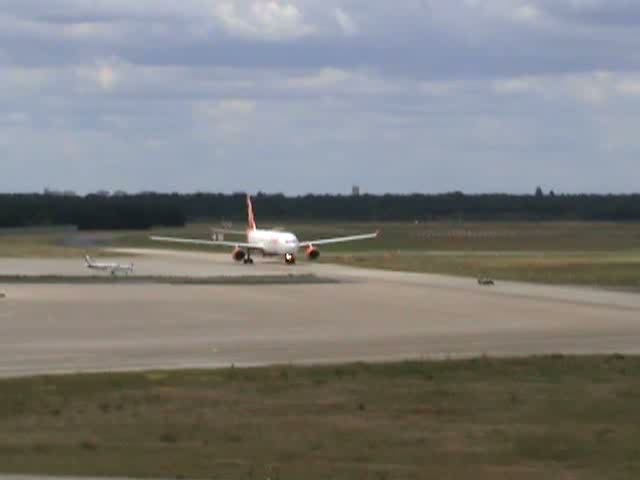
[{"left": 352, "top": 185, "right": 361, "bottom": 196}]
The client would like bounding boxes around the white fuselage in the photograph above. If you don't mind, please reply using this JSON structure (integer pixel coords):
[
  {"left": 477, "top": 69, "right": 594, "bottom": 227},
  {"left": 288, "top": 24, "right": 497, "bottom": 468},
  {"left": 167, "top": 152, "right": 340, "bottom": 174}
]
[
  {"left": 87, "top": 262, "right": 122, "bottom": 271},
  {"left": 247, "top": 229, "right": 300, "bottom": 256},
  {"left": 85, "top": 257, "right": 134, "bottom": 274}
]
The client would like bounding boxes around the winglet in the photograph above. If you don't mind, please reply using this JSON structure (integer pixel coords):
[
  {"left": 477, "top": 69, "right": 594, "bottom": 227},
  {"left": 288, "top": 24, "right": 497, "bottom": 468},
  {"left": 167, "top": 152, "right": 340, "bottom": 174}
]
[{"left": 247, "top": 194, "right": 257, "bottom": 231}]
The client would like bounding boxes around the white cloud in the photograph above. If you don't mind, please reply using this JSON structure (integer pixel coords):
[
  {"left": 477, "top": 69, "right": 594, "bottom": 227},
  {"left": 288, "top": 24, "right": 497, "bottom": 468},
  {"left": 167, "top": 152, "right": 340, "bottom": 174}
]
[
  {"left": 287, "top": 68, "right": 353, "bottom": 89},
  {"left": 216, "top": 99, "right": 257, "bottom": 115},
  {"left": 61, "top": 21, "right": 124, "bottom": 40},
  {"left": 334, "top": 8, "right": 358, "bottom": 36},
  {"left": 493, "top": 77, "right": 535, "bottom": 94},
  {"left": 462, "top": 0, "right": 545, "bottom": 24},
  {"left": 491, "top": 71, "right": 640, "bottom": 105},
  {"left": 284, "top": 67, "right": 399, "bottom": 96},
  {"left": 212, "top": 1, "right": 315, "bottom": 40},
  {"left": 571, "top": 72, "right": 611, "bottom": 105},
  {"left": 617, "top": 80, "right": 640, "bottom": 96},
  {"left": 96, "top": 65, "right": 119, "bottom": 91},
  {"left": 75, "top": 60, "right": 121, "bottom": 92},
  {"left": 3, "top": 1, "right": 640, "bottom": 193},
  {"left": 512, "top": 4, "right": 541, "bottom": 22}
]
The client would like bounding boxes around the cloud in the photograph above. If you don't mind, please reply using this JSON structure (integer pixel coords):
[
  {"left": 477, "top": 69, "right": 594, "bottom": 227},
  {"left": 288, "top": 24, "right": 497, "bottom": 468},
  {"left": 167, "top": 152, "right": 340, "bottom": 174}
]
[
  {"left": 461, "top": 0, "right": 545, "bottom": 24},
  {"left": 74, "top": 60, "right": 122, "bottom": 91},
  {"left": 193, "top": 98, "right": 258, "bottom": 144},
  {"left": 533, "top": 0, "right": 640, "bottom": 26},
  {"left": 60, "top": 21, "right": 124, "bottom": 40},
  {"left": 493, "top": 77, "right": 535, "bottom": 95},
  {"left": 287, "top": 68, "right": 353, "bottom": 89},
  {"left": 512, "top": 4, "right": 542, "bottom": 22},
  {"left": 0, "top": 67, "right": 53, "bottom": 95},
  {"left": 95, "top": 64, "right": 119, "bottom": 91},
  {"left": 418, "top": 80, "right": 464, "bottom": 97},
  {"left": 617, "top": 80, "right": 640, "bottom": 96},
  {"left": 213, "top": 99, "right": 257, "bottom": 115},
  {"left": 2, "top": 1, "right": 640, "bottom": 194},
  {"left": 334, "top": 8, "right": 358, "bottom": 36},
  {"left": 212, "top": 1, "right": 315, "bottom": 40},
  {"left": 492, "top": 71, "right": 640, "bottom": 105}
]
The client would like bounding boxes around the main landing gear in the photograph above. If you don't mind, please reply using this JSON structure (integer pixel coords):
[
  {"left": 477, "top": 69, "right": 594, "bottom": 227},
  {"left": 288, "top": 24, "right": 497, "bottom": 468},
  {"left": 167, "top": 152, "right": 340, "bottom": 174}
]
[
  {"left": 243, "top": 249, "right": 254, "bottom": 265},
  {"left": 284, "top": 253, "right": 296, "bottom": 265}
]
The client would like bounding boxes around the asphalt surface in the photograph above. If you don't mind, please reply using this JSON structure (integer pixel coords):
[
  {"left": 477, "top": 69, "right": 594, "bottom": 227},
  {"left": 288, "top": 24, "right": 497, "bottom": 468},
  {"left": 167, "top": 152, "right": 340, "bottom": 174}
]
[
  {"left": 1, "top": 249, "right": 640, "bottom": 378},
  {"left": 0, "top": 477, "right": 147, "bottom": 480},
  {"left": 0, "top": 249, "right": 306, "bottom": 277}
]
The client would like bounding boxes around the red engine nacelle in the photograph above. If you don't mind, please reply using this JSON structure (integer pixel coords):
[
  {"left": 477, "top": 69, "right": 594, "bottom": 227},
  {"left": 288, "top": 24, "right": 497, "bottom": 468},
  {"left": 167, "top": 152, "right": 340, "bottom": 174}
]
[
  {"left": 306, "top": 246, "right": 320, "bottom": 261},
  {"left": 232, "top": 248, "right": 246, "bottom": 262}
]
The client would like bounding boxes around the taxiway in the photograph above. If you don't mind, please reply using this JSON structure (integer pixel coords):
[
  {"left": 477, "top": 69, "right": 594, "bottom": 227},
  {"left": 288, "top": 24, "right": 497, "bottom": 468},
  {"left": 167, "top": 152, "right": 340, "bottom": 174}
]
[{"left": 1, "top": 249, "right": 639, "bottom": 377}]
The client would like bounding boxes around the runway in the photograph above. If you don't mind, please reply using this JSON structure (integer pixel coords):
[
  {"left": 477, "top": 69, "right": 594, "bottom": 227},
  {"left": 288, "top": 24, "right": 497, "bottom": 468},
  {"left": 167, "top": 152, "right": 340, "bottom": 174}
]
[
  {"left": 1, "top": 249, "right": 640, "bottom": 378},
  {"left": 0, "top": 249, "right": 311, "bottom": 278}
]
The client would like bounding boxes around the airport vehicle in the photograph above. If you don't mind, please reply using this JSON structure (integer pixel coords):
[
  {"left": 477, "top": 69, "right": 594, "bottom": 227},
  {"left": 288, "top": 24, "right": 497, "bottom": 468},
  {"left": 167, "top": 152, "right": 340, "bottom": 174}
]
[
  {"left": 477, "top": 277, "right": 495, "bottom": 286},
  {"left": 84, "top": 255, "right": 134, "bottom": 275},
  {"left": 152, "top": 195, "right": 379, "bottom": 265}
]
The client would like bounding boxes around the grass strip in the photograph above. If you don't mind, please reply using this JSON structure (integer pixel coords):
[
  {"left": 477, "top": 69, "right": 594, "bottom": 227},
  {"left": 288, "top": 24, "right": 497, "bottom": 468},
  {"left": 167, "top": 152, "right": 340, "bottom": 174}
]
[{"left": 1, "top": 356, "right": 640, "bottom": 479}]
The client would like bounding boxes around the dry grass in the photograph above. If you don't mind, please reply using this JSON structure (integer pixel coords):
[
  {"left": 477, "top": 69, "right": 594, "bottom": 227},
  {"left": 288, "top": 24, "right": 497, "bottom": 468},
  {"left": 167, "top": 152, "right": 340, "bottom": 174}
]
[
  {"left": 0, "top": 234, "right": 86, "bottom": 258},
  {"left": 330, "top": 251, "right": 640, "bottom": 289},
  {"left": 1, "top": 357, "right": 640, "bottom": 479}
]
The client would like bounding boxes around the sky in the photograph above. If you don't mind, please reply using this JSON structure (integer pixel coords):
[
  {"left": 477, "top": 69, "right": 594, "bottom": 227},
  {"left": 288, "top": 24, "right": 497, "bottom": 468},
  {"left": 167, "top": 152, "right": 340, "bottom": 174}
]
[{"left": 1, "top": 0, "right": 640, "bottom": 195}]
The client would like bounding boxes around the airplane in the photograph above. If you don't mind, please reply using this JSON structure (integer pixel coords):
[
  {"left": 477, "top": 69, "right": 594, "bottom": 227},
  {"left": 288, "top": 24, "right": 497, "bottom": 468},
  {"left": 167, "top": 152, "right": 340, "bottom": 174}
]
[
  {"left": 84, "top": 255, "right": 134, "bottom": 275},
  {"left": 151, "top": 195, "right": 379, "bottom": 265}
]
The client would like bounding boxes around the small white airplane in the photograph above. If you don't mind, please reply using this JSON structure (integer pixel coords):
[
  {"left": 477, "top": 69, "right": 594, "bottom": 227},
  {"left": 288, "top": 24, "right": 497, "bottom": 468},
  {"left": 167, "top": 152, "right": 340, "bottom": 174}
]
[
  {"left": 84, "top": 255, "right": 134, "bottom": 275},
  {"left": 151, "top": 195, "right": 379, "bottom": 265}
]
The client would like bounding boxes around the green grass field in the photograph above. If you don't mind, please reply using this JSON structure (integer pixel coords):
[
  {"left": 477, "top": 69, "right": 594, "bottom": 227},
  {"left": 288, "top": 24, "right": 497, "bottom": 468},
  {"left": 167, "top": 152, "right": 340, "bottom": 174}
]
[
  {"left": 2, "top": 357, "right": 640, "bottom": 479},
  {"left": 2, "top": 221, "right": 640, "bottom": 288},
  {"left": 0, "top": 232, "right": 89, "bottom": 258}
]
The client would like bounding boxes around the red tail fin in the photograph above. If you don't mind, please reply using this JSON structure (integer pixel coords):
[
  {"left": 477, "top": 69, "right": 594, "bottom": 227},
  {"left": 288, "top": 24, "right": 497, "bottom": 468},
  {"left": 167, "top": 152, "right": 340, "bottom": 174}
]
[{"left": 247, "top": 195, "right": 257, "bottom": 231}]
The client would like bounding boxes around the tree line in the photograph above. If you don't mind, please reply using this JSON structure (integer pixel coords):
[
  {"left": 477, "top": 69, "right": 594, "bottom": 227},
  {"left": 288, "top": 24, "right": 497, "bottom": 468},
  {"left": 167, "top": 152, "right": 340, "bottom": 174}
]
[
  {"left": 1, "top": 192, "right": 639, "bottom": 230},
  {"left": 0, "top": 193, "right": 186, "bottom": 230}
]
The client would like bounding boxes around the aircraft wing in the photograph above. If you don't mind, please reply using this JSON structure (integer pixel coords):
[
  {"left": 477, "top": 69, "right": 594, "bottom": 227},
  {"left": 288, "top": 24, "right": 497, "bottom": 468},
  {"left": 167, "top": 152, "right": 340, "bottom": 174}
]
[
  {"left": 298, "top": 231, "right": 379, "bottom": 248},
  {"left": 210, "top": 228, "right": 247, "bottom": 236},
  {"left": 151, "top": 236, "right": 263, "bottom": 250}
]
